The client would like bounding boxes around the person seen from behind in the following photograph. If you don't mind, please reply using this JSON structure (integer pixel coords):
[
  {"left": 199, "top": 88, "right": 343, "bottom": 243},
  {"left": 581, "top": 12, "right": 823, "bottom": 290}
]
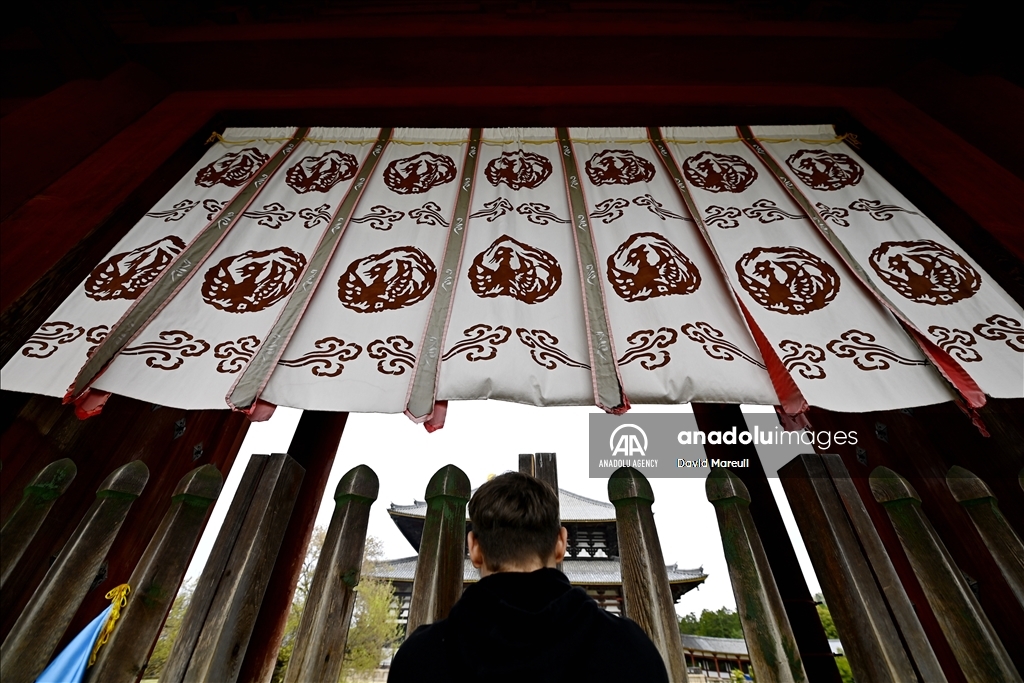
[{"left": 388, "top": 471, "right": 670, "bottom": 682}]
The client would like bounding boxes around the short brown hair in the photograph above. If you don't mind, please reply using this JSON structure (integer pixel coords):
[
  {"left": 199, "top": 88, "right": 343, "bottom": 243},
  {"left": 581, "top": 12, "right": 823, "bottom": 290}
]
[{"left": 468, "top": 472, "right": 560, "bottom": 571}]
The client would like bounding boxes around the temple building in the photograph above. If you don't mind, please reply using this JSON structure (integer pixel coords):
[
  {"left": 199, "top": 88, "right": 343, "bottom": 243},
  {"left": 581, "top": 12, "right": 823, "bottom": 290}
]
[{"left": 371, "top": 458, "right": 707, "bottom": 630}]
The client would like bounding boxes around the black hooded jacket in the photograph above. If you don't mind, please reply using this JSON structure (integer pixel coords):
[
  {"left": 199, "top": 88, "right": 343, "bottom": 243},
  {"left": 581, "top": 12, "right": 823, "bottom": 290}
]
[{"left": 387, "top": 568, "right": 670, "bottom": 683}]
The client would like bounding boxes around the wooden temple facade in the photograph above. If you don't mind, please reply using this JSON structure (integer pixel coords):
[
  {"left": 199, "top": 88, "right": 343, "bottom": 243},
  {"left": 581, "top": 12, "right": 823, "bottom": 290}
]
[{"left": 1, "top": 3, "right": 1022, "bottom": 683}]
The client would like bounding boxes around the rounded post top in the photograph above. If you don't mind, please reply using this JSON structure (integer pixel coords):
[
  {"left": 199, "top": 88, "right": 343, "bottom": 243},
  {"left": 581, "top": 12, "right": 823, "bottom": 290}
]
[
  {"left": 97, "top": 460, "right": 149, "bottom": 497},
  {"left": 173, "top": 464, "right": 224, "bottom": 502},
  {"left": 705, "top": 467, "right": 750, "bottom": 504},
  {"left": 26, "top": 458, "right": 77, "bottom": 500},
  {"left": 425, "top": 464, "right": 470, "bottom": 501},
  {"left": 607, "top": 467, "right": 654, "bottom": 504},
  {"left": 335, "top": 464, "right": 379, "bottom": 503},
  {"left": 946, "top": 466, "right": 994, "bottom": 503},
  {"left": 869, "top": 466, "right": 920, "bottom": 504}
]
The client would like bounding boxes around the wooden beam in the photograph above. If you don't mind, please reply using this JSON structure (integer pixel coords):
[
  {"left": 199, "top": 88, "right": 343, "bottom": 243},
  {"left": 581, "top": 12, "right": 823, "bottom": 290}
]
[
  {"left": 237, "top": 411, "right": 348, "bottom": 683},
  {"left": 86, "top": 464, "right": 223, "bottom": 683},
  {"left": 161, "top": 453, "right": 303, "bottom": 683},
  {"left": 706, "top": 468, "right": 808, "bottom": 683},
  {"left": 870, "top": 467, "right": 1021, "bottom": 682},
  {"left": 284, "top": 465, "right": 378, "bottom": 683},
  {"left": 820, "top": 454, "right": 946, "bottom": 683},
  {"left": 946, "top": 466, "right": 1024, "bottom": 609},
  {"left": 779, "top": 453, "right": 920, "bottom": 682},
  {"left": 608, "top": 467, "right": 687, "bottom": 683},
  {"left": 692, "top": 403, "right": 839, "bottom": 682},
  {"left": 407, "top": 464, "right": 470, "bottom": 633},
  {"left": 0, "top": 458, "right": 76, "bottom": 589},
  {"left": 0, "top": 460, "right": 148, "bottom": 683}
]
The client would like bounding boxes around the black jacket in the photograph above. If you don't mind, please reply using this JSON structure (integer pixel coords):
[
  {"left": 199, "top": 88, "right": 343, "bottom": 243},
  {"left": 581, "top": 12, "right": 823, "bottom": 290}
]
[{"left": 388, "top": 568, "right": 670, "bottom": 683}]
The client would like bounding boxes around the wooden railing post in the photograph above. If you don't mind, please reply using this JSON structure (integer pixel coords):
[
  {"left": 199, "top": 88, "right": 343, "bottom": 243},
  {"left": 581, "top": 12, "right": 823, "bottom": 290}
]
[
  {"left": 870, "top": 466, "right": 1021, "bottom": 683},
  {"left": 284, "top": 464, "right": 378, "bottom": 683},
  {"left": 0, "top": 460, "right": 148, "bottom": 683},
  {"left": 86, "top": 464, "right": 223, "bottom": 683},
  {"left": 608, "top": 467, "right": 687, "bottom": 683},
  {"left": 819, "top": 454, "right": 946, "bottom": 683},
  {"left": 946, "top": 466, "right": 1024, "bottom": 609},
  {"left": 706, "top": 468, "right": 808, "bottom": 683},
  {"left": 0, "top": 458, "right": 76, "bottom": 589},
  {"left": 160, "top": 453, "right": 303, "bottom": 683},
  {"left": 779, "top": 454, "right": 918, "bottom": 682},
  {"left": 407, "top": 464, "right": 470, "bottom": 633}
]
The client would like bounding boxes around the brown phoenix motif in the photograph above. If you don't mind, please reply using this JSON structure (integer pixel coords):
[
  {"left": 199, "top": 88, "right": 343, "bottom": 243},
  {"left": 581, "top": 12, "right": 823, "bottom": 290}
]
[
  {"left": 383, "top": 152, "right": 457, "bottom": 194},
  {"left": 338, "top": 246, "right": 437, "bottom": 312},
  {"left": 607, "top": 233, "right": 701, "bottom": 302},
  {"left": 201, "top": 247, "right": 307, "bottom": 313},
  {"left": 682, "top": 151, "right": 758, "bottom": 193},
  {"left": 585, "top": 150, "right": 656, "bottom": 186},
  {"left": 469, "top": 235, "right": 562, "bottom": 304},
  {"left": 195, "top": 147, "right": 269, "bottom": 187},
  {"left": 786, "top": 149, "right": 864, "bottom": 191},
  {"left": 286, "top": 150, "right": 359, "bottom": 193},
  {"left": 869, "top": 240, "right": 980, "bottom": 306},
  {"left": 485, "top": 150, "right": 553, "bottom": 190},
  {"left": 736, "top": 246, "right": 840, "bottom": 315},
  {"left": 85, "top": 235, "right": 186, "bottom": 301}
]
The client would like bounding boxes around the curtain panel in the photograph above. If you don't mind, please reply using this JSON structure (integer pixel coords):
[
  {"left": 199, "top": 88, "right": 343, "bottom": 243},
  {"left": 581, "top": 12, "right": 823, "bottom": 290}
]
[{"left": 3, "top": 126, "right": 1020, "bottom": 422}]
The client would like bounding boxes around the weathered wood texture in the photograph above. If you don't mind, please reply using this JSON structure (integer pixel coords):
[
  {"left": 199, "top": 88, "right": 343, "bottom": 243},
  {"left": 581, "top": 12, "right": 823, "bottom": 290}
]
[
  {"left": 870, "top": 467, "right": 1021, "bottom": 683},
  {"left": 160, "top": 453, "right": 304, "bottom": 683},
  {"left": 0, "top": 460, "right": 148, "bottom": 683},
  {"left": 0, "top": 394, "right": 249, "bottom": 649},
  {"left": 820, "top": 454, "right": 946, "bottom": 683},
  {"left": 692, "top": 403, "right": 838, "bottom": 682},
  {"left": 706, "top": 468, "right": 808, "bottom": 683},
  {"left": 86, "top": 464, "right": 222, "bottom": 683},
  {"left": 779, "top": 453, "right": 920, "bottom": 682},
  {"left": 284, "top": 465, "right": 378, "bottom": 683},
  {"left": 520, "top": 453, "right": 561, "bottom": 571},
  {"left": 946, "top": 466, "right": 1024, "bottom": 609},
  {"left": 0, "top": 458, "right": 76, "bottom": 589},
  {"left": 238, "top": 410, "right": 348, "bottom": 683},
  {"left": 808, "top": 399, "right": 1024, "bottom": 678},
  {"left": 407, "top": 464, "right": 470, "bottom": 633},
  {"left": 608, "top": 467, "right": 687, "bottom": 683}
]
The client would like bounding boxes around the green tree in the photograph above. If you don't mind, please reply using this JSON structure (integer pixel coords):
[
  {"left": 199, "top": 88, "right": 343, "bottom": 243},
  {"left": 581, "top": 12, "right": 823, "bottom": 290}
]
[
  {"left": 142, "top": 578, "right": 196, "bottom": 679},
  {"left": 678, "top": 606, "right": 743, "bottom": 638},
  {"left": 814, "top": 593, "right": 839, "bottom": 638}
]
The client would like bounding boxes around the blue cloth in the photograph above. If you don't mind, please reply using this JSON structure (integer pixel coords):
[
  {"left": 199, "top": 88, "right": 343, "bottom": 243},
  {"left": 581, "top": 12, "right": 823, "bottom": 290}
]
[{"left": 36, "top": 605, "right": 112, "bottom": 683}]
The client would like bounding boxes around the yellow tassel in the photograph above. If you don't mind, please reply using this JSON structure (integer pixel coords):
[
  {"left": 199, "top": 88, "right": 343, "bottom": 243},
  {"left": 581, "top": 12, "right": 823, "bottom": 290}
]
[{"left": 88, "top": 583, "right": 130, "bottom": 667}]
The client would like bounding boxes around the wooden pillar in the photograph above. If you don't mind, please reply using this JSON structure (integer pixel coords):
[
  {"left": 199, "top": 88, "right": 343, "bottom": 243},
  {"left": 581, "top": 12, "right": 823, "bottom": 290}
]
[
  {"left": 86, "top": 464, "right": 223, "bottom": 683},
  {"left": 0, "top": 458, "right": 76, "bottom": 589},
  {"left": 779, "top": 453, "right": 919, "bottom": 682},
  {"left": 520, "top": 452, "right": 561, "bottom": 571},
  {"left": 160, "top": 453, "right": 304, "bottom": 683},
  {"left": 946, "top": 466, "right": 1024, "bottom": 609},
  {"left": 692, "top": 403, "right": 838, "bottom": 682},
  {"left": 0, "top": 460, "right": 149, "bottom": 683},
  {"left": 820, "top": 454, "right": 946, "bottom": 683},
  {"left": 869, "top": 466, "right": 1021, "bottom": 683},
  {"left": 284, "top": 465, "right": 378, "bottom": 683},
  {"left": 608, "top": 467, "right": 688, "bottom": 683},
  {"left": 706, "top": 468, "right": 808, "bottom": 683},
  {"left": 407, "top": 464, "right": 470, "bottom": 633},
  {"left": 238, "top": 411, "right": 348, "bottom": 683}
]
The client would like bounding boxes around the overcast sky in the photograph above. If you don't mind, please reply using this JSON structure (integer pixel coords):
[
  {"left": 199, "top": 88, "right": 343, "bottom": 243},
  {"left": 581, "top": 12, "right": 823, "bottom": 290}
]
[{"left": 183, "top": 401, "right": 821, "bottom": 618}]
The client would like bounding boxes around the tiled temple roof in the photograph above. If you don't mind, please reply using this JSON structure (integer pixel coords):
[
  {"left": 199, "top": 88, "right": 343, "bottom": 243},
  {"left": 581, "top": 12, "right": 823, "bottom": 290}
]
[
  {"left": 368, "top": 556, "right": 706, "bottom": 586},
  {"left": 389, "top": 488, "right": 616, "bottom": 523}
]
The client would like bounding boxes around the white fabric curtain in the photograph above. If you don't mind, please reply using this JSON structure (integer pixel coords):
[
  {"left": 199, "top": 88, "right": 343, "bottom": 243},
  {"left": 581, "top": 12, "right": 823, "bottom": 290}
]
[{"left": 3, "top": 125, "right": 1020, "bottom": 419}]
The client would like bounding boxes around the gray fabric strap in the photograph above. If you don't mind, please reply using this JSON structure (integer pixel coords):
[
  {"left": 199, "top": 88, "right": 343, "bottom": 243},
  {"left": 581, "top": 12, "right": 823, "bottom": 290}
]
[
  {"left": 406, "top": 129, "right": 482, "bottom": 420},
  {"left": 70, "top": 127, "right": 310, "bottom": 399},
  {"left": 555, "top": 127, "right": 627, "bottom": 413},
  {"left": 229, "top": 128, "right": 394, "bottom": 411}
]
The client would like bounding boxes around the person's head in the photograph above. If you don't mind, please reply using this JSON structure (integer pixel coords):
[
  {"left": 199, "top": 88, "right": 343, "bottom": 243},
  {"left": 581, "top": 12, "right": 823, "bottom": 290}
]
[{"left": 467, "top": 472, "right": 568, "bottom": 576}]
